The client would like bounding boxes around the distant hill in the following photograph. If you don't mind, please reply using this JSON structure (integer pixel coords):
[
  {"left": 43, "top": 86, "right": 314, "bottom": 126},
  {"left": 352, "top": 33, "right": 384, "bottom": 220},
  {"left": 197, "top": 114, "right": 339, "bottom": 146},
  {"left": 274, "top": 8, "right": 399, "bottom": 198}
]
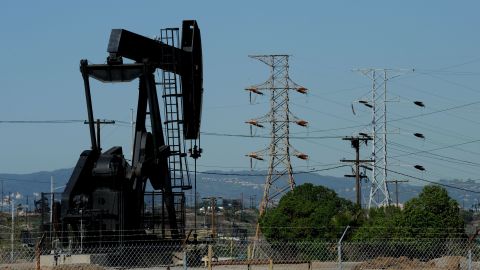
[
  {"left": 0, "top": 168, "right": 72, "bottom": 200},
  {"left": 0, "top": 168, "right": 478, "bottom": 210}
]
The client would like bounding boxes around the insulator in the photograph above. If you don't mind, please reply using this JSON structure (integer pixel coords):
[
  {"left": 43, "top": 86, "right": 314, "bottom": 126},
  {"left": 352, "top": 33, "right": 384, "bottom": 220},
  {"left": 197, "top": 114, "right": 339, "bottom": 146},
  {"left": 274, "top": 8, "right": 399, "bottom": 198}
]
[
  {"left": 246, "top": 153, "right": 264, "bottom": 161},
  {"left": 414, "top": 101, "right": 425, "bottom": 107},
  {"left": 246, "top": 87, "right": 263, "bottom": 95},
  {"left": 245, "top": 120, "right": 264, "bottom": 128},
  {"left": 414, "top": 165, "right": 425, "bottom": 171},
  {"left": 296, "top": 87, "right": 308, "bottom": 94},
  {"left": 414, "top": 133, "right": 425, "bottom": 139},
  {"left": 295, "top": 120, "right": 308, "bottom": 127},
  {"left": 295, "top": 153, "right": 308, "bottom": 160}
]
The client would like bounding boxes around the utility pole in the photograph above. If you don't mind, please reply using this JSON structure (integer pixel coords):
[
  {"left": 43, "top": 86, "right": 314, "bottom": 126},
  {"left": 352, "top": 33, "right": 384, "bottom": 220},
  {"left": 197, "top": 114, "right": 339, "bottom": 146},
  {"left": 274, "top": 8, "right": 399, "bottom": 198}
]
[
  {"left": 10, "top": 199, "right": 14, "bottom": 262},
  {"left": 249, "top": 195, "right": 256, "bottom": 209},
  {"left": 131, "top": 108, "right": 135, "bottom": 157},
  {"left": 386, "top": 179, "right": 409, "bottom": 207},
  {"left": 211, "top": 198, "right": 216, "bottom": 238},
  {"left": 340, "top": 135, "right": 373, "bottom": 207},
  {"left": 25, "top": 195, "right": 29, "bottom": 229},
  {"left": 189, "top": 145, "right": 202, "bottom": 238},
  {"left": 202, "top": 197, "right": 219, "bottom": 238},
  {"left": 1, "top": 180, "right": 3, "bottom": 212},
  {"left": 244, "top": 55, "right": 308, "bottom": 239},
  {"left": 84, "top": 119, "right": 115, "bottom": 150},
  {"left": 50, "top": 176, "right": 54, "bottom": 240}
]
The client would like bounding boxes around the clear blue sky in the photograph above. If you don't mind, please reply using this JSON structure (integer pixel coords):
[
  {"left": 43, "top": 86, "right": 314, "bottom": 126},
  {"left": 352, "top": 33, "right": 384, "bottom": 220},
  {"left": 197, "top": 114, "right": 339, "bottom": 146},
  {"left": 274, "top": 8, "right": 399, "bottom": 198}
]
[{"left": 1, "top": 1, "right": 479, "bottom": 190}]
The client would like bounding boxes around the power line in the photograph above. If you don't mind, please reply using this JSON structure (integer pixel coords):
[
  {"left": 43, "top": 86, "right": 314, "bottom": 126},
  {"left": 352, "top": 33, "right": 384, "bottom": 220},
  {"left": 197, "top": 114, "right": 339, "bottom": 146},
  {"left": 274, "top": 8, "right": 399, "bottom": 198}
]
[
  {"left": 193, "top": 162, "right": 343, "bottom": 170},
  {"left": 291, "top": 101, "right": 359, "bottom": 124},
  {"left": 200, "top": 132, "right": 343, "bottom": 139},
  {"left": 389, "top": 155, "right": 478, "bottom": 180},
  {"left": 394, "top": 81, "right": 467, "bottom": 104},
  {"left": 428, "top": 57, "right": 480, "bottom": 71},
  {"left": 391, "top": 139, "right": 480, "bottom": 159},
  {"left": 390, "top": 142, "right": 480, "bottom": 167},
  {"left": 389, "top": 100, "right": 480, "bottom": 123},
  {"left": 292, "top": 123, "right": 370, "bottom": 135},
  {"left": 118, "top": 120, "right": 367, "bottom": 140},
  {"left": 192, "top": 164, "right": 348, "bottom": 177},
  {"left": 391, "top": 118, "right": 477, "bottom": 146},
  {"left": 383, "top": 166, "right": 480, "bottom": 194},
  {"left": 418, "top": 72, "right": 480, "bottom": 94},
  {"left": 0, "top": 117, "right": 368, "bottom": 138},
  {"left": 393, "top": 90, "right": 480, "bottom": 126},
  {"left": 6, "top": 116, "right": 476, "bottom": 146},
  {"left": 0, "top": 120, "right": 84, "bottom": 124},
  {"left": 394, "top": 125, "right": 480, "bottom": 155},
  {"left": 393, "top": 57, "right": 480, "bottom": 81},
  {"left": 302, "top": 137, "right": 351, "bottom": 155}
]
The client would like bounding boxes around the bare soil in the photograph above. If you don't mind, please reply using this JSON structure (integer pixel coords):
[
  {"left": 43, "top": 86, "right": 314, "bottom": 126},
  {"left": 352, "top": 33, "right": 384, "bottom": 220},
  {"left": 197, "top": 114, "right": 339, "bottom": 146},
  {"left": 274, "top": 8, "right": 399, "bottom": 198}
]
[
  {"left": 353, "top": 255, "right": 467, "bottom": 270},
  {"left": 0, "top": 263, "right": 106, "bottom": 270}
]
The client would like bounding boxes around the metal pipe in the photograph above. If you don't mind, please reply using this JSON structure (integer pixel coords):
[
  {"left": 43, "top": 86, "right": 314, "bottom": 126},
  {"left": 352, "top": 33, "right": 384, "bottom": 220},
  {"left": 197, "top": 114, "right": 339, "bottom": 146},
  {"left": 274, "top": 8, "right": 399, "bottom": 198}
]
[{"left": 337, "top": 226, "right": 350, "bottom": 270}]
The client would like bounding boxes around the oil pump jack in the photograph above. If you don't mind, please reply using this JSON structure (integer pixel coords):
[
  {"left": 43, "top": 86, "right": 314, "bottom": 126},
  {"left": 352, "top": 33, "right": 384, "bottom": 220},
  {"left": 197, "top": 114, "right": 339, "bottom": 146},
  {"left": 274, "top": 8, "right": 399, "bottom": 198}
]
[{"left": 59, "top": 20, "right": 202, "bottom": 244}]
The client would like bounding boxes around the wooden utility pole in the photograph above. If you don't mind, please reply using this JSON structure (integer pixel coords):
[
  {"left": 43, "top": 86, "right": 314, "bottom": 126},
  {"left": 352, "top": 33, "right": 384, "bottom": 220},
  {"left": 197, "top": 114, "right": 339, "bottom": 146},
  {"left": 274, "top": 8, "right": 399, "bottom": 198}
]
[
  {"left": 84, "top": 119, "right": 115, "bottom": 150},
  {"left": 203, "top": 197, "right": 218, "bottom": 238},
  {"left": 386, "top": 179, "right": 408, "bottom": 207},
  {"left": 341, "top": 136, "right": 372, "bottom": 207},
  {"left": 211, "top": 198, "right": 216, "bottom": 237}
]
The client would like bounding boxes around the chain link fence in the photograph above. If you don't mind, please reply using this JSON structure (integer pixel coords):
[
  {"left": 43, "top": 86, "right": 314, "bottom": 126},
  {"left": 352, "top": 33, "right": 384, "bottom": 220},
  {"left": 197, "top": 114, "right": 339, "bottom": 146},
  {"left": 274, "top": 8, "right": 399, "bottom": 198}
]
[{"left": 0, "top": 234, "right": 479, "bottom": 269}]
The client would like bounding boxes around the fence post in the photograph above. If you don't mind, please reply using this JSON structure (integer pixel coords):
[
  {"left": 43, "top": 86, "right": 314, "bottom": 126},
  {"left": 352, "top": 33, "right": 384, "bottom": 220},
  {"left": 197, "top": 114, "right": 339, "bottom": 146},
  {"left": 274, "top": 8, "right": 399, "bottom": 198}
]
[
  {"left": 35, "top": 245, "right": 41, "bottom": 270},
  {"left": 183, "top": 250, "right": 187, "bottom": 270},
  {"left": 268, "top": 258, "right": 273, "bottom": 270},
  {"left": 337, "top": 226, "right": 350, "bottom": 270},
  {"left": 208, "top": 245, "right": 213, "bottom": 270},
  {"left": 468, "top": 248, "right": 472, "bottom": 270},
  {"left": 337, "top": 242, "right": 342, "bottom": 270}
]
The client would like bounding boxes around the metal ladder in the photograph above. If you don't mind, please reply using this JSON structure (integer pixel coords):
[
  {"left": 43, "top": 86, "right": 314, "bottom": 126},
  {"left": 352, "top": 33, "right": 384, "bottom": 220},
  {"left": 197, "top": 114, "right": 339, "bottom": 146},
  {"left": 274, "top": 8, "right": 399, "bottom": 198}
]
[{"left": 158, "top": 28, "right": 191, "bottom": 190}]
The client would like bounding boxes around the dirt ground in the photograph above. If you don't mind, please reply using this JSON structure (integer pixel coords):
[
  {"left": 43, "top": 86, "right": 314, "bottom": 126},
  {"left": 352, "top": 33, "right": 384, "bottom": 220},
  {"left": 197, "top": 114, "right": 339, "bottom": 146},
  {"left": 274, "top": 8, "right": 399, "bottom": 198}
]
[
  {"left": 0, "top": 263, "right": 106, "bottom": 270},
  {"left": 353, "top": 256, "right": 468, "bottom": 270},
  {"left": 0, "top": 257, "right": 474, "bottom": 270}
]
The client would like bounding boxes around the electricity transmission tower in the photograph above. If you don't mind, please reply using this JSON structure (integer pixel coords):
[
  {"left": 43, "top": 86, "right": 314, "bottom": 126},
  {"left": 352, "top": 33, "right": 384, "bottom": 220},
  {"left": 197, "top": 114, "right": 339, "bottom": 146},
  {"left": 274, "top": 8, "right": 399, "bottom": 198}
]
[
  {"left": 355, "top": 68, "right": 410, "bottom": 208},
  {"left": 245, "top": 54, "right": 308, "bottom": 220}
]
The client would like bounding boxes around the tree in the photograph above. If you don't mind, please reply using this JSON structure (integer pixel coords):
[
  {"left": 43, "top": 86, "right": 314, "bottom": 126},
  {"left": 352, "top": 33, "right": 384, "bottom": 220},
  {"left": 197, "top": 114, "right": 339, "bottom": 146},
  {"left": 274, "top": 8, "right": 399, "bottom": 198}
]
[
  {"left": 401, "top": 185, "right": 464, "bottom": 238},
  {"left": 353, "top": 185, "right": 465, "bottom": 240},
  {"left": 351, "top": 206, "right": 404, "bottom": 240},
  {"left": 259, "top": 183, "right": 358, "bottom": 241}
]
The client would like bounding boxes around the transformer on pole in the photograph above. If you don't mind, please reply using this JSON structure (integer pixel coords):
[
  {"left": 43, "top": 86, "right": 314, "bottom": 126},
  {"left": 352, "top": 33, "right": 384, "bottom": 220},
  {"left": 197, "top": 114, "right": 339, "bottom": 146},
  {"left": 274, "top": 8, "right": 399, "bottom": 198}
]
[{"left": 245, "top": 55, "right": 308, "bottom": 237}]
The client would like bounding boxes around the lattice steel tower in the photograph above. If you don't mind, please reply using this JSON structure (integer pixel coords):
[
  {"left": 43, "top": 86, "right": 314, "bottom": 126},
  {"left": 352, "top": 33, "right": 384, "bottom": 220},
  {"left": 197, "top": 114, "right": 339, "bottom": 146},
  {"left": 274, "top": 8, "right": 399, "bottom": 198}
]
[
  {"left": 356, "top": 68, "right": 409, "bottom": 208},
  {"left": 245, "top": 55, "right": 308, "bottom": 218}
]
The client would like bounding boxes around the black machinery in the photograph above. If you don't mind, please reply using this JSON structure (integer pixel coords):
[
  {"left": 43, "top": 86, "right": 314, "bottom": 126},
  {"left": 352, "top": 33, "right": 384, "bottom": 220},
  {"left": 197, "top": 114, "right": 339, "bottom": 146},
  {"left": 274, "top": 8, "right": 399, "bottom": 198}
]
[{"left": 58, "top": 20, "right": 203, "bottom": 244}]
